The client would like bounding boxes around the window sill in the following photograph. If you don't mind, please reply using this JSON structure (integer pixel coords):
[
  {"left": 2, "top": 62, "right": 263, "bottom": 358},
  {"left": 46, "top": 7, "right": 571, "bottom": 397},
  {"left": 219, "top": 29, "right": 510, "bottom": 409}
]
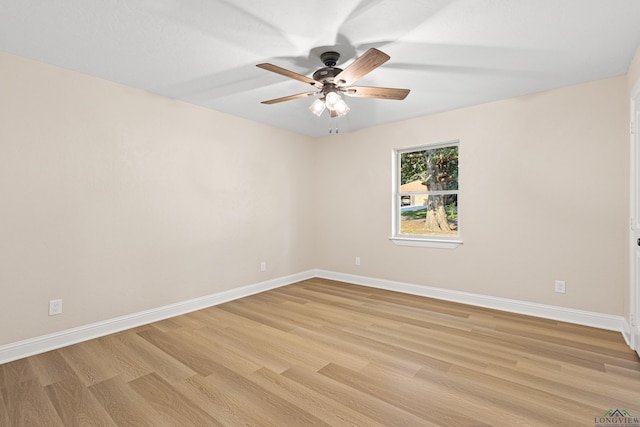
[{"left": 389, "top": 236, "right": 462, "bottom": 249}]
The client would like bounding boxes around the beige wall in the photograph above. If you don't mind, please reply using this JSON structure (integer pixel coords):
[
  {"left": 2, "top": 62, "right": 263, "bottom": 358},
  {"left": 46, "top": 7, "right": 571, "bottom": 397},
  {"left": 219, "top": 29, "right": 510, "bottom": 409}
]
[
  {"left": 0, "top": 52, "right": 315, "bottom": 345},
  {"left": 313, "top": 76, "right": 628, "bottom": 316},
  {"left": 0, "top": 49, "right": 633, "bottom": 347}
]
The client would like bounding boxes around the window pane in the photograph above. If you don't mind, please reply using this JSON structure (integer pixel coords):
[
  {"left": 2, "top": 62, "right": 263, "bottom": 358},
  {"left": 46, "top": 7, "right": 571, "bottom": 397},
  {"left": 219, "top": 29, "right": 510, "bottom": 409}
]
[
  {"left": 400, "top": 146, "right": 458, "bottom": 191},
  {"left": 400, "top": 150, "right": 427, "bottom": 186},
  {"left": 399, "top": 194, "right": 458, "bottom": 236}
]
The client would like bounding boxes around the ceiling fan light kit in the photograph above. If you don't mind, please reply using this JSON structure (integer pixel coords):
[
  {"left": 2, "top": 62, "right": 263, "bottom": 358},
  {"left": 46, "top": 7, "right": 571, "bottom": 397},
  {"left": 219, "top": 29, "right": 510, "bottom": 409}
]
[{"left": 257, "top": 48, "right": 409, "bottom": 118}]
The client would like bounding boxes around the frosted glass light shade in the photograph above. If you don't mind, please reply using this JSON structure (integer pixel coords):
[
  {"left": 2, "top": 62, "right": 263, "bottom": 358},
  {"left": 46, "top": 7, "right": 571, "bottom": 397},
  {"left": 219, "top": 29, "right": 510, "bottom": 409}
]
[
  {"left": 334, "top": 99, "right": 350, "bottom": 116},
  {"left": 309, "top": 98, "right": 326, "bottom": 116},
  {"left": 325, "top": 91, "right": 340, "bottom": 109}
]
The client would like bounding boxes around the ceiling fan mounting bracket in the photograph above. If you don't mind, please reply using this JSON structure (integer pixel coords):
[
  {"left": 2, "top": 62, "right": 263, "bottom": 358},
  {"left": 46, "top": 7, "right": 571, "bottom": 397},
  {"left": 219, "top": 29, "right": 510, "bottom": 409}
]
[{"left": 320, "top": 51, "right": 340, "bottom": 67}]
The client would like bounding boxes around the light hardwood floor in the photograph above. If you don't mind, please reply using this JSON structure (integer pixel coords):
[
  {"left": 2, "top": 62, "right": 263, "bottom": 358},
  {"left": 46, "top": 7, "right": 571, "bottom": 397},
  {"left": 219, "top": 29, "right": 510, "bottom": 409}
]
[{"left": 1, "top": 278, "right": 639, "bottom": 426}]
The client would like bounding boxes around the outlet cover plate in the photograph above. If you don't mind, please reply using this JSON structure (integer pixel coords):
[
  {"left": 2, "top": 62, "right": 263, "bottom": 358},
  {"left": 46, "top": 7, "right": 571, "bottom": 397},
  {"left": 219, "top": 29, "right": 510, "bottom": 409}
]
[{"left": 49, "top": 299, "right": 63, "bottom": 316}]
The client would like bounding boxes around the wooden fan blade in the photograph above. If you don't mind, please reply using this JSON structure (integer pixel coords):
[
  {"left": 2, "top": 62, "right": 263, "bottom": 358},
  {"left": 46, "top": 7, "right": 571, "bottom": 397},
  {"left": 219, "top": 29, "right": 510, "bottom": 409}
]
[
  {"left": 334, "top": 48, "right": 390, "bottom": 86},
  {"left": 343, "top": 86, "right": 410, "bottom": 100},
  {"left": 261, "top": 91, "right": 317, "bottom": 105},
  {"left": 256, "top": 63, "right": 322, "bottom": 87}
]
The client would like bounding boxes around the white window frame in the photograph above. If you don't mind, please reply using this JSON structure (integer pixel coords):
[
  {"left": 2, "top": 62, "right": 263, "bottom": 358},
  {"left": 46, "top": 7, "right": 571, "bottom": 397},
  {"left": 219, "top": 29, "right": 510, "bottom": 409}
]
[{"left": 390, "top": 140, "right": 462, "bottom": 249}]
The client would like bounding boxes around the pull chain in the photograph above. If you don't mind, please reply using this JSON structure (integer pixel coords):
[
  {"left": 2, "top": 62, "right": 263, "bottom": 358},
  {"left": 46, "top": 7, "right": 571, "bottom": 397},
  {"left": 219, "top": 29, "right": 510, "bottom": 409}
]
[{"left": 328, "top": 117, "right": 339, "bottom": 134}]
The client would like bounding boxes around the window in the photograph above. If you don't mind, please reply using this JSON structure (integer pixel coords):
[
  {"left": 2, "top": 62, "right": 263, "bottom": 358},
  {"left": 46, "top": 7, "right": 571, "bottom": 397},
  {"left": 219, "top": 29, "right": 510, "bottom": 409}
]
[{"left": 391, "top": 141, "right": 461, "bottom": 248}]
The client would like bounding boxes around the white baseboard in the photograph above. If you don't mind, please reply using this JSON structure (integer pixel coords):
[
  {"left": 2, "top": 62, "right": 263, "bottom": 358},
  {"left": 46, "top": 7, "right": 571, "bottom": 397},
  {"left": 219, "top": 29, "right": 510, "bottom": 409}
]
[
  {"left": 0, "top": 270, "right": 316, "bottom": 364},
  {"left": 0, "top": 269, "right": 627, "bottom": 364},
  {"left": 622, "top": 318, "right": 632, "bottom": 347},
  {"left": 315, "top": 270, "right": 625, "bottom": 332},
  {"left": 624, "top": 320, "right": 640, "bottom": 356}
]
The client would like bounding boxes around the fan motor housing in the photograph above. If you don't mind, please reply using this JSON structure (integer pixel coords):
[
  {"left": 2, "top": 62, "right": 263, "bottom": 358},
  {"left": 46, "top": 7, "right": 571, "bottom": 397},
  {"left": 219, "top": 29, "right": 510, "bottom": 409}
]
[
  {"left": 312, "top": 67, "right": 343, "bottom": 84},
  {"left": 312, "top": 51, "right": 343, "bottom": 84}
]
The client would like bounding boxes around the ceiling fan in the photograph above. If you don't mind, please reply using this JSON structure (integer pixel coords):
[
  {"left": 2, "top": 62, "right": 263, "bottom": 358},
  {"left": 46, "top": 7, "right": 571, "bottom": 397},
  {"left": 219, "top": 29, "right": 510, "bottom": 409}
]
[{"left": 256, "top": 48, "right": 410, "bottom": 118}]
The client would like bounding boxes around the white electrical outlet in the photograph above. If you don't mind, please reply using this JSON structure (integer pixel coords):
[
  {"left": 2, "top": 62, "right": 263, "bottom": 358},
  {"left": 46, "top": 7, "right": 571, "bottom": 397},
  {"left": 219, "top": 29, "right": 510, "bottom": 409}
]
[
  {"left": 554, "top": 280, "right": 566, "bottom": 294},
  {"left": 49, "top": 299, "right": 63, "bottom": 316},
  {"left": 355, "top": 257, "right": 361, "bottom": 266},
  {"left": 260, "top": 261, "right": 266, "bottom": 272}
]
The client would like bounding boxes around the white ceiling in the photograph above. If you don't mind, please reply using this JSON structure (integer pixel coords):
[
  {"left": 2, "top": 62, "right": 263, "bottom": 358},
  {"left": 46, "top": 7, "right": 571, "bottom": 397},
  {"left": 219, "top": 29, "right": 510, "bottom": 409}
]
[{"left": 2, "top": 0, "right": 640, "bottom": 138}]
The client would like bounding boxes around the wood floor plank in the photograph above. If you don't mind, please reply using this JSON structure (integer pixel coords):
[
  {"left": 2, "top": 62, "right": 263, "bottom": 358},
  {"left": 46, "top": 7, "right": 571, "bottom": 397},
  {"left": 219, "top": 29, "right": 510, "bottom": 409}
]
[
  {"left": 237, "top": 321, "right": 371, "bottom": 373},
  {"left": 281, "top": 364, "right": 431, "bottom": 426},
  {"left": 189, "top": 305, "right": 264, "bottom": 330},
  {"left": 342, "top": 322, "right": 519, "bottom": 371},
  {"left": 136, "top": 326, "right": 223, "bottom": 377},
  {"left": 128, "top": 372, "right": 223, "bottom": 426},
  {"left": 274, "top": 282, "right": 367, "bottom": 308},
  {"left": 290, "top": 320, "right": 453, "bottom": 376},
  {"left": 265, "top": 297, "right": 376, "bottom": 330},
  {"left": 221, "top": 324, "right": 331, "bottom": 371},
  {"left": 94, "top": 335, "right": 154, "bottom": 382},
  {"left": 216, "top": 299, "right": 299, "bottom": 332},
  {"left": 88, "top": 376, "right": 167, "bottom": 426},
  {"left": 495, "top": 322, "right": 639, "bottom": 363},
  {"left": 249, "top": 367, "right": 390, "bottom": 427},
  {"left": 236, "top": 294, "right": 328, "bottom": 330},
  {"left": 360, "top": 361, "right": 539, "bottom": 426},
  {"left": 1, "top": 278, "right": 638, "bottom": 426},
  {"left": 28, "top": 350, "right": 79, "bottom": 387},
  {"left": 1, "top": 379, "right": 63, "bottom": 426},
  {"left": 183, "top": 327, "right": 265, "bottom": 374},
  {"left": 189, "top": 323, "right": 295, "bottom": 374},
  {"left": 603, "top": 362, "right": 640, "bottom": 381},
  {"left": 300, "top": 323, "right": 458, "bottom": 375},
  {"left": 150, "top": 311, "right": 206, "bottom": 332},
  {"left": 175, "top": 374, "right": 272, "bottom": 426},
  {"left": 428, "top": 364, "right": 597, "bottom": 425},
  {"left": 201, "top": 359, "right": 331, "bottom": 426},
  {"left": 45, "top": 377, "right": 117, "bottom": 426},
  {"left": 319, "top": 362, "right": 491, "bottom": 426},
  {"left": 58, "top": 340, "right": 118, "bottom": 387},
  {"left": 0, "top": 357, "right": 39, "bottom": 389},
  {"left": 483, "top": 362, "right": 640, "bottom": 415},
  {"left": 110, "top": 330, "right": 196, "bottom": 384},
  {"left": 0, "top": 388, "right": 10, "bottom": 426}
]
